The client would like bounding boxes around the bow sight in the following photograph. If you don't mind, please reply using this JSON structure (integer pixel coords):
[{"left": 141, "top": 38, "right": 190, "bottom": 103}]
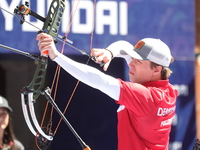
[
  {"left": 14, "top": 0, "right": 72, "bottom": 45},
  {"left": 14, "top": 1, "right": 45, "bottom": 24},
  {"left": 12, "top": 1, "right": 92, "bottom": 56}
]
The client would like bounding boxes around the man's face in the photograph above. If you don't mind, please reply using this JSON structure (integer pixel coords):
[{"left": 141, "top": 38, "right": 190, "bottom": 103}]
[{"left": 128, "top": 58, "right": 157, "bottom": 84}]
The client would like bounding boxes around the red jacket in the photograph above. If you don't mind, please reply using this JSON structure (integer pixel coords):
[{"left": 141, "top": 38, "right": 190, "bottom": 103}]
[{"left": 116, "top": 79, "right": 178, "bottom": 150}]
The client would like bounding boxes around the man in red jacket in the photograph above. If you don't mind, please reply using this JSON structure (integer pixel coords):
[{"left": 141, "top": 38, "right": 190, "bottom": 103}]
[{"left": 37, "top": 33, "right": 178, "bottom": 150}]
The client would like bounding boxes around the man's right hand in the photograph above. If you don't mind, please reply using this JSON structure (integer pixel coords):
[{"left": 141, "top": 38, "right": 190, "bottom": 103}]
[{"left": 90, "top": 48, "right": 113, "bottom": 71}]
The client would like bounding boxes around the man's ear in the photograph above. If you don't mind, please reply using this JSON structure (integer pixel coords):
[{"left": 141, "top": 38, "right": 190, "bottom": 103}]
[{"left": 154, "top": 65, "right": 162, "bottom": 74}]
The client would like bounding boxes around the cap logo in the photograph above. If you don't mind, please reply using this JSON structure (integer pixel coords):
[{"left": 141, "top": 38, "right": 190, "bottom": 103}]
[{"left": 134, "top": 40, "right": 145, "bottom": 50}]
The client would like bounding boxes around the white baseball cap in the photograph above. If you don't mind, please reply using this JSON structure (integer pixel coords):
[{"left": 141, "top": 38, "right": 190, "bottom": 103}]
[
  {"left": 0, "top": 96, "right": 12, "bottom": 112},
  {"left": 122, "top": 38, "right": 172, "bottom": 67}
]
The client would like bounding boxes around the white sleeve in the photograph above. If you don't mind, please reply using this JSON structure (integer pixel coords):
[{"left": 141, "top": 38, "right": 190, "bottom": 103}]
[
  {"left": 54, "top": 53, "right": 120, "bottom": 100},
  {"left": 106, "top": 40, "right": 133, "bottom": 64}
]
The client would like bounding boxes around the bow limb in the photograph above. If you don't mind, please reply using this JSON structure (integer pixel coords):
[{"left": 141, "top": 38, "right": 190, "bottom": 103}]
[
  {"left": 21, "top": 92, "right": 53, "bottom": 141},
  {"left": 0, "top": 42, "right": 54, "bottom": 149},
  {"left": 20, "top": 55, "right": 54, "bottom": 150}
]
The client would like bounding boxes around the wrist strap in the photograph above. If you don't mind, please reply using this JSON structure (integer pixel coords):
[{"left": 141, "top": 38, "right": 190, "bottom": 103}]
[{"left": 104, "top": 48, "right": 114, "bottom": 59}]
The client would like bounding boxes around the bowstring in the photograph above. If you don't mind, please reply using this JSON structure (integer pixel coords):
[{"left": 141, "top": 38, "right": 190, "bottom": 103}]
[
  {"left": 53, "top": 0, "right": 96, "bottom": 136},
  {"left": 53, "top": 0, "right": 82, "bottom": 135},
  {"left": 40, "top": 0, "right": 82, "bottom": 136}
]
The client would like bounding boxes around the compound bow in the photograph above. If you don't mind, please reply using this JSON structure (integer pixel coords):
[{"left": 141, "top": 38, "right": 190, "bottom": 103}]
[{"left": 0, "top": 0, "right": 95, "bottom": 149}]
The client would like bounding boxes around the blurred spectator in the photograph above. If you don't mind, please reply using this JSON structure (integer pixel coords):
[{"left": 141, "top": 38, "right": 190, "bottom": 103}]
[{"left": 0, "top": 95, "right": 24, "bottom": 150}]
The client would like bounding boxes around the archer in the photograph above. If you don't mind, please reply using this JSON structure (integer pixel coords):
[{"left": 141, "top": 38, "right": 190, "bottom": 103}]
[{"left": 37, "top": 33, "right": 178, "bottom": 150}]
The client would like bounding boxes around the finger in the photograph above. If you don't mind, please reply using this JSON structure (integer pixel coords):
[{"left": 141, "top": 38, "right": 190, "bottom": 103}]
[
  {"left": 90, "top": 48, "right": 104, "bottom": 57},
  {"left": 93, "top": 56, "right": 102, "bottom": 64},
  {"left": 96, "top": 55, "right": 105, "bottom": 63},
  {"left": 36, "top": 33, "right": 46, "bottom": 40},
  {"left": 39, "top": 42, "right": 52, "bottom": 50},
  {"left": 36, "top": 33, "right": 54, "bottom": 56},
  {"left": 38, "top": 42, "right": 52, "bottom": 55},
  {"left": 40, "top": 43, "right": 49, "bottom": 55},
  {"left": 38, "top": 40, "right": 49, "bottom": 49},
  {"left": 103, "top": 61, "right": 111, "bottom": 71},
  {"left": 36, "top": 33, "right": 52, "bottom": 41},
  {"left": 38, "top": 38, "right": 53, "bottom": 47}
]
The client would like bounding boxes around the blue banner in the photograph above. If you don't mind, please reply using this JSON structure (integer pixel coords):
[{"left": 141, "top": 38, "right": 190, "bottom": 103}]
[
  {"left": 169, "top": 60, "right": 196, "bottom": 150},
  {"left": 0, "top": 0, "right": 195, "bottom": 58}
]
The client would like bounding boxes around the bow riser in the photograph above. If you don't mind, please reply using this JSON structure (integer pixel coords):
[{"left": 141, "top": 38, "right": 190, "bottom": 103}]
[
  {"left": 43, "top": 0, "right": 65, "bottom": 40},
  {"left": 21, "top": 56, "right": 48, "bottom": 101},
  {"left": 16, "top": 0, "right": 67, "bottom": 148}
]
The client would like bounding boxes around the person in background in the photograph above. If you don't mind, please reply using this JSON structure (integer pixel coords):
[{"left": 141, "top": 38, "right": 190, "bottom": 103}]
[
  {"left": 37, "top": 33, "right": 178, "bottom": 150},
  {"left": 0, "top": 95, "right": 24, "bottom": 150}
]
